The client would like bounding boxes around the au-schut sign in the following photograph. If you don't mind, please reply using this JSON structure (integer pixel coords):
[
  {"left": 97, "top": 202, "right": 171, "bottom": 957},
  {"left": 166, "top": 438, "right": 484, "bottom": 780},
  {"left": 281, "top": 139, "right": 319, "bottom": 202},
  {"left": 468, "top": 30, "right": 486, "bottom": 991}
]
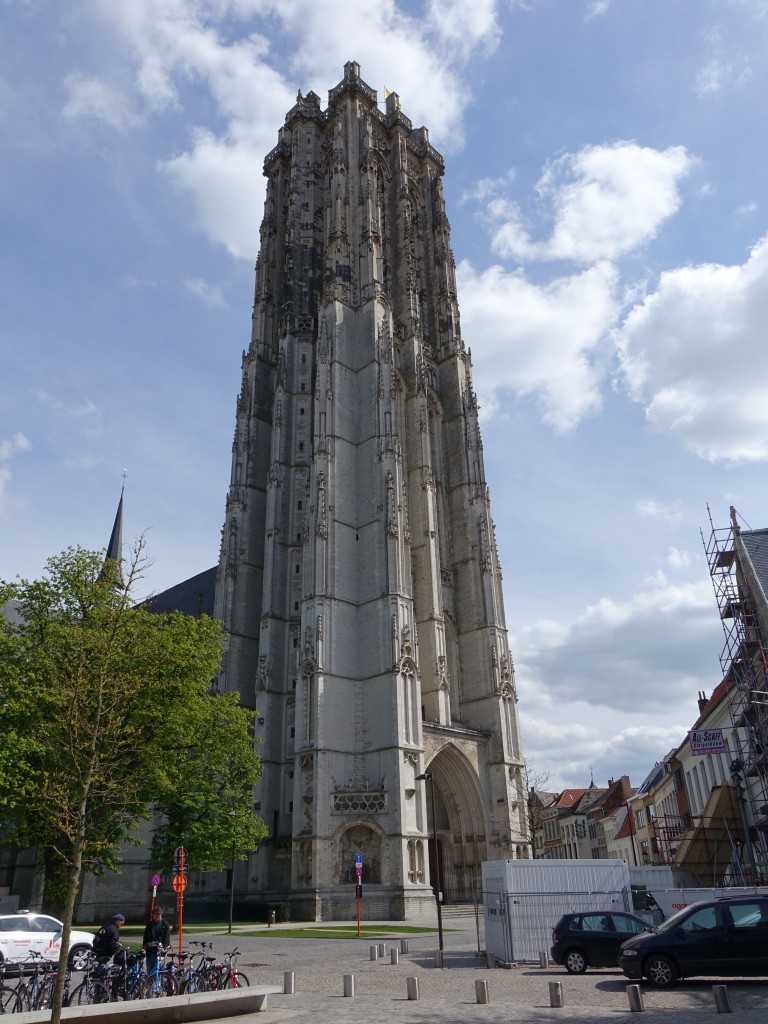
[{"left": 689, "top": 728, "right": 727, "bottom": 755}]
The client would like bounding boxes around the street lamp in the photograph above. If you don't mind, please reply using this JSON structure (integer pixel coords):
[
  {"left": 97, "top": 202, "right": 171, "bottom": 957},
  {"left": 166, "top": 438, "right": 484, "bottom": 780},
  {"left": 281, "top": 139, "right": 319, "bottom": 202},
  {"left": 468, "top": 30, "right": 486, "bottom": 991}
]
[
  {"left": 228, "top": 810, "right": 236, "bottom": 935},
  {"left": 416, "top": 770, "right": 444, "bottom": 951}
]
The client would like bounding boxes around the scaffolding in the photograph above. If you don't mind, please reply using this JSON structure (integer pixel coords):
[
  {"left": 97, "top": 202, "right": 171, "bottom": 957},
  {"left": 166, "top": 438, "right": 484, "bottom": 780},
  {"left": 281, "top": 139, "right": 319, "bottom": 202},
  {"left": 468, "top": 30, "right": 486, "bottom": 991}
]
[{"left": 703, "top": 506, "right": 768, "bottom": 882}]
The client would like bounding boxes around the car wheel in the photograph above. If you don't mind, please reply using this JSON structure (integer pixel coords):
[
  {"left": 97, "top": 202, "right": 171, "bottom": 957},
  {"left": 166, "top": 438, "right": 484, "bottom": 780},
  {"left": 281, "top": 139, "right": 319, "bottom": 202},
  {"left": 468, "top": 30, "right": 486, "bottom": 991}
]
[
  {"left": 68, "top": 944, "right": 91, "bottom": 971},
  {"left": 645, "top": 954, "right": 677, "bottom": 987},
  {"left": 564, "top": 948, "right": 588, "bottom": 974}
]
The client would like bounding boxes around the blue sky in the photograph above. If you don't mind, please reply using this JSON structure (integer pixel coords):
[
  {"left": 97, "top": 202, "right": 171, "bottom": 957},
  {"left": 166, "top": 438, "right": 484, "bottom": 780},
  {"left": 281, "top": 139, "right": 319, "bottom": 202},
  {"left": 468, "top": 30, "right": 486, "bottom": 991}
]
[{"left": 2, "top": 0, "right": 768, "bottom": 790}]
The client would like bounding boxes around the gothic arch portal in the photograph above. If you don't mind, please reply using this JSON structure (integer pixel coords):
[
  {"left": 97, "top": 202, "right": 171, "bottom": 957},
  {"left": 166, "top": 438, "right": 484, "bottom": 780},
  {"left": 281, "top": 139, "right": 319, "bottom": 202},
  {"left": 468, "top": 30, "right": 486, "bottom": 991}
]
[
  {"left": 334, "top": 822, "right": 383, "bottom": 885},
  {"left": 422, "top": 744, "right": 490, "bottom": 902}
]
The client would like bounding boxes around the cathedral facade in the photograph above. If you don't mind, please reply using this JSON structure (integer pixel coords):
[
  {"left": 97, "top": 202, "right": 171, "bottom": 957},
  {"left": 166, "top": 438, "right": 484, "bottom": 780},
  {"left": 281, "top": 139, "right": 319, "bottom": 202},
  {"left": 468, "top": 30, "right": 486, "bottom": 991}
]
[{"left": 214, "top": 62, "right": 529, "bottom": 921}]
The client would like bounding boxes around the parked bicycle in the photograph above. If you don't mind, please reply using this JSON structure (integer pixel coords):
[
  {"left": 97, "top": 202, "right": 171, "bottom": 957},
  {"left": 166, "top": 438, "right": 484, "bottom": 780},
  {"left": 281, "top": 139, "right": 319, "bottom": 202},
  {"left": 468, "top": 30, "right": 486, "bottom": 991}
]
[
  {"left": 14, "top": 951, "right": 56, "bottom": 1012},
  {"left": 0, "top": 962, "right": 23, "bottom": 1015}
]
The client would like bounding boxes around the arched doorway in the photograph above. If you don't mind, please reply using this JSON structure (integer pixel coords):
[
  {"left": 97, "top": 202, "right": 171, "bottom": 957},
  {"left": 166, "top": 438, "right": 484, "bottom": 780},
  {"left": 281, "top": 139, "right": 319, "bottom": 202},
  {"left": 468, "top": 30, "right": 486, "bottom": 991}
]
[{"left": 422, "top": 744, "right": 489, "bottom": 903}]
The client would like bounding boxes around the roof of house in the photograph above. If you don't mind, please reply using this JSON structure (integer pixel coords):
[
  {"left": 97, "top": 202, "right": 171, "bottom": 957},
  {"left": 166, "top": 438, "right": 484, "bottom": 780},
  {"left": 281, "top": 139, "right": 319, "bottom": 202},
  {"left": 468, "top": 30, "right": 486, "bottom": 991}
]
[{"left": 739, "top": 527, "right": 768, "bottom": 604}]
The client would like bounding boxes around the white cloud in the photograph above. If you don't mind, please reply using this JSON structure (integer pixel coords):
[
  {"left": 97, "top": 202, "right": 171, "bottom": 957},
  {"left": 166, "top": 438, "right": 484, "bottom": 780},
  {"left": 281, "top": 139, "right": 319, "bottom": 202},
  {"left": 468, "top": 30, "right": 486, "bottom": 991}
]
[
  {"left": 457, "top": 259, "right": 619, "bottom": 431},
  {"left": 66, "top": 1, "right": 507, "bottom": 256},
  {"left": 667, "top": 547, "right": 693, "bottom": 569},
  {"left": 0, "top": 432, "right": 32, "bottom": 506},
  {"left": 0, "top": 432, "right": 32, "bottom": 462},
  {"left": 636, "top": 499, "right": 683, "bottom": 523},
  {"left": 586, "top": 0, "right": 613, "bottom": 18},
  {"left": 62, "top": 72, "right": 138, "bottom": 130},
  {"left": 513, "top": 575, "right": 720, "bottom": 713},
  {"left": 184, "top": 276, "right": 226, "bottom": 307},
  {"left": 487, "top": 142, "right": 694, "bottom": 264},
  {"left": 616, "top": 234, "right": 768, "bottom": 462},
  {"left": 33, "top": 391, "right": 101, "bottom": 420}
]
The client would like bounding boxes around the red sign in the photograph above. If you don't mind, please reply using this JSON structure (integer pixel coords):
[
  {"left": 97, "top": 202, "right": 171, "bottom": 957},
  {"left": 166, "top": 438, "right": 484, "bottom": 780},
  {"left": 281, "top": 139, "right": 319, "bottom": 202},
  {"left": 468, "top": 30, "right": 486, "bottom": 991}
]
[{"left": 172, "top": 874, "right": 188, "bottom": 893}]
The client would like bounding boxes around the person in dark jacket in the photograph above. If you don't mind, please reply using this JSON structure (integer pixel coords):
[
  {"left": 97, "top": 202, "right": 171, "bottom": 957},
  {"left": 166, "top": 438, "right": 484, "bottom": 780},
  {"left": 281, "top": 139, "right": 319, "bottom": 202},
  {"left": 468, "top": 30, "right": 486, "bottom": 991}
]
[
  {"left": 142, "top": 906, "right": 171, "bottom": 979},
  {"left": 92, "top": 913, "right": 125, "bottom": 965}
]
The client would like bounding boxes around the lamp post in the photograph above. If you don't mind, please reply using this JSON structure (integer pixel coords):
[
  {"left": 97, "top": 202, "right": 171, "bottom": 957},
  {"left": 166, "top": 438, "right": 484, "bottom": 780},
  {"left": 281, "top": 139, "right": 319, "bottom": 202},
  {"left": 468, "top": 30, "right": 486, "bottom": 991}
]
[
  {"left": 228, "top": 810, "right": 236, "bottom": 935},
  {"left": 416, "top": 770, "right": 444, "bottom": 951}
]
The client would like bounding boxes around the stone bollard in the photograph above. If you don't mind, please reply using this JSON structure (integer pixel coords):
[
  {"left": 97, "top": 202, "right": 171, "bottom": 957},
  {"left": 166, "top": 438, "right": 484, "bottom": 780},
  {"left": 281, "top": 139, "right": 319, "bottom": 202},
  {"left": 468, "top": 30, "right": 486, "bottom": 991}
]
[
  {"left": 391, "top": 948, "right": 399, "bottom": 965},
  {"left": 539, "top": 950, "right": 548, "bottom": 968},
  {"left": 485, "top": 950, "right": 496, "bottom": 969},
  {"left": 549, "top": 980, "right": 564, "bottom": 1008},
  {"left": 475, "top": 979, "right": 490, "bottom": 1004},
  {"left": 283, "top": 971, "right": 295, "bottom": 995},
  {"left": 434, "top": 949, "right": 444, "bottom": 968},
  {"left": 370, "top": 945, "right": 378, "bottom": 961},
  {"left": 406, "top": 977, "right": 420, "bottom": 1001},
  {"left": 378, "top": 942, "right": 386, "bottom": 958},
  {"left": 713, "top": 985, "right": 732, "bottom": 1013},
  {"left": 627, "top": 984, "right": 645, "bottom": 1012},
  {"left": 400, "top": 938, "right": 409, "bottom": 954},
  {"left": 343, "top": 974, "right": 355, "bottom": 998}
]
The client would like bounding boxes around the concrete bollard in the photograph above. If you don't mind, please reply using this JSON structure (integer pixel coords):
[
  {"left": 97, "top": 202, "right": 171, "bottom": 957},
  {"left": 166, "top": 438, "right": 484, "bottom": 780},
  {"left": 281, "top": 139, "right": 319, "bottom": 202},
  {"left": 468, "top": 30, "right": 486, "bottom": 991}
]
[
  {"left": 406, "top": 977, "right": 420, "bottom": 1001},
  {"left": 627, "top": 984, "right": 645, "bottom": 1012},
  {"left": 283, "top": 971, "right": 296, "bottom": 994},
  {"left": 391, "top": 948, "right": 399, "bottom": 965},
  {"left": 343, "top": 974, "right": 355, "bottom": 998},
  {"left": 475, "top": 979, "right": 490, "bottom": 1004},
  {"left": 378, "top": 942, "right": 386, "bottom": 958},
  {"left": 400, "top": 938, "right": 409, "bottom": 954},
  {"left": 486, "top": 950, "right": 496, "bottom": 969},
  {"left": 549, "top": 980, "right": 564, "bottom": 1008},
  {"left": 539, "top": 950, "right": 548, "bottom": 969},
  {"left": 713, "top": 985, "right": 732, "bottom": 1013},
  {"left": 370, "top": 945, "right": 378, "bottom": 961},
  {"left": 434, "top": 949, "right": 443, "bottom": 968}
]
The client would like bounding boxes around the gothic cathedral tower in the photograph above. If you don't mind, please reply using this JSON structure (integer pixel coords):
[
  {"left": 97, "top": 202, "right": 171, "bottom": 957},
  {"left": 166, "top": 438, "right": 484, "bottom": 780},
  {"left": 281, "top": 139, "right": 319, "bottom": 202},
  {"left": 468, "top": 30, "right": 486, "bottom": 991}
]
[{"left": 214, "top": 63, "right": 529, "bottom": 920}]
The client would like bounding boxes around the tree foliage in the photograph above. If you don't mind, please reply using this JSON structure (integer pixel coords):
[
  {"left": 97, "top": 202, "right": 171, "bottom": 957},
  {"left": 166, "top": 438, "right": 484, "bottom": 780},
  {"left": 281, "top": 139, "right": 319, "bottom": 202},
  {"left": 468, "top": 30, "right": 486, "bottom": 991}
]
[{"left": 0, "top": 543, "right": 266, "bottom": 1023}]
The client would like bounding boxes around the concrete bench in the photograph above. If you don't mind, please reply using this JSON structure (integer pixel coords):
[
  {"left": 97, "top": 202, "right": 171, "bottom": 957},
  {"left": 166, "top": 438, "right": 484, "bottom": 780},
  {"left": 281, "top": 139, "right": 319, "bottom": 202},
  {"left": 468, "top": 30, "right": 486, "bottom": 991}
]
[{"left": 11, "top": 984, "right": 284, "bottom": 1023}]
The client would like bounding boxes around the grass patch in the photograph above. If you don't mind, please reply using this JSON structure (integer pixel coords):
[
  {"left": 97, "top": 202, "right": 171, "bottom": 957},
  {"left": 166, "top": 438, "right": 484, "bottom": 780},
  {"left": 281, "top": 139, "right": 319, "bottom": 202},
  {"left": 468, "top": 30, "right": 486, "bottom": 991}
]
[
  {"left": 102, "top": 923, "right": 441, "bottom": 942},
  {"left": 230, "top": 925, "right": 439, "bottom": 939}
]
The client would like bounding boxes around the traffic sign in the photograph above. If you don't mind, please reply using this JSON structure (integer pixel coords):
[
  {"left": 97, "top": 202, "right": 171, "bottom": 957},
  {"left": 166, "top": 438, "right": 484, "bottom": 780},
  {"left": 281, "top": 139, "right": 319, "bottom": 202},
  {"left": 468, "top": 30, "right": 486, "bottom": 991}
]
[
  {"left": 150, "top": 873, "right": 162, "bottom": 887},
  {"left": 172, "top": 874, "right": 188, "bottom": 893},
  {"left": 173, "top": 846, "right": 188, "bottom": 875}
]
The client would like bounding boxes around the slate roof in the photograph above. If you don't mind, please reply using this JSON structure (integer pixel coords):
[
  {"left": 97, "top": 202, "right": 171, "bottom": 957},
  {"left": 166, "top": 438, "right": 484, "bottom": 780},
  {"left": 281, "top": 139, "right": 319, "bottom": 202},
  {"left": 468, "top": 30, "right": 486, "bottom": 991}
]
[
  {"left": 143, "top": 566, "right": 217, "bottom": 618},
  {"left": 739, "top": 527, "right": 768, "bottom": 605}
]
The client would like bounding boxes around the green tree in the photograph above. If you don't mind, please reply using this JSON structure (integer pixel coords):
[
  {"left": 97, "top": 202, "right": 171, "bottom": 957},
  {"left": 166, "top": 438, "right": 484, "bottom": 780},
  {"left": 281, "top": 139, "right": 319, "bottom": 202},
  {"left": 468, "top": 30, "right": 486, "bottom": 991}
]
[{"left": 0, "top": 544, "right": 266, "bottom": 1024}]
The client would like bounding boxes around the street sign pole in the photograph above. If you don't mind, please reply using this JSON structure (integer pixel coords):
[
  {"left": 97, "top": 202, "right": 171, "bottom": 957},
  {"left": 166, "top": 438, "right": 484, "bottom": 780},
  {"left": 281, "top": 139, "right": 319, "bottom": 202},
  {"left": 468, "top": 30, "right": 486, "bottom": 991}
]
[
  {"left": 355, "top": 854, "right": 363, "bottom": 937},
  {"left": 150, "top": 872, "right": 162, "bottom": 915},
  {"left": 173, "top": 846, "right": 187, "bottom": 952}
]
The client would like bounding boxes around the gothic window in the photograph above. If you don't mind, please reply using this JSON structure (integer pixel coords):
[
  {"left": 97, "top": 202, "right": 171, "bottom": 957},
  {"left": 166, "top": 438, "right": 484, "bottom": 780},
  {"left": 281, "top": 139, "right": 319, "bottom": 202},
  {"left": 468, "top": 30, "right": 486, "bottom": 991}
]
[{"left": 301, "top": 671, "right": 315, "bottom": 743}]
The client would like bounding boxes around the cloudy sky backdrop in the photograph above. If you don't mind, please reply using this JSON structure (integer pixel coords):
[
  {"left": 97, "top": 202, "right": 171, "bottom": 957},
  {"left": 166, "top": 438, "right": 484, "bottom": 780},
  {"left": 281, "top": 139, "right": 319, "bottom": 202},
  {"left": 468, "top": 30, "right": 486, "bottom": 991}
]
[{"left": 2, "top": 0, "right": 768, "bottom": 790}]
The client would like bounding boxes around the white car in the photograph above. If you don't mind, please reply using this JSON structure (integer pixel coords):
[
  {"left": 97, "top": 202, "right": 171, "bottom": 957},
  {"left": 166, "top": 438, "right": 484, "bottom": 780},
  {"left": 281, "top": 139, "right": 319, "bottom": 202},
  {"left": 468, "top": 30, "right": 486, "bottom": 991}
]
[{"left": 0, "top": 912, "right": 94, "bottom": 969}]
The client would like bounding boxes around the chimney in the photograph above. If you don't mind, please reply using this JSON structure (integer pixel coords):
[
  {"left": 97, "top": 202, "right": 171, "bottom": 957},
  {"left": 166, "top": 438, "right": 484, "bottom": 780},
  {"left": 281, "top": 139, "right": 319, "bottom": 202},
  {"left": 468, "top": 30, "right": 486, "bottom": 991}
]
[{"left": 697, "top": 691, "right": 708, "bottom": 715}]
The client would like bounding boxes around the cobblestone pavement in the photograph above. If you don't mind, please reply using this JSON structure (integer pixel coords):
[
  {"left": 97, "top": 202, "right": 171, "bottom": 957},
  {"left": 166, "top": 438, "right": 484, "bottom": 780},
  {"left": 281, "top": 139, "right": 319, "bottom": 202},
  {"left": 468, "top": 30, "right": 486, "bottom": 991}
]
[{"left": 190, "top": 914, "right": 768, "bottom": 1023}]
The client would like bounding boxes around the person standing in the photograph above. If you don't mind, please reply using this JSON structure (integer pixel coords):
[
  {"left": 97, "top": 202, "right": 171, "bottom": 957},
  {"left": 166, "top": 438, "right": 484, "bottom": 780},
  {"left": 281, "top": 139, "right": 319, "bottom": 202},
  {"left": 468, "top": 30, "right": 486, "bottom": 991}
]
[
  {"left": 142, "top": 905, "right": 171, "bottom": 980},
  {"left": 92, "top": 913, "right": 126, "bottom": 965}
]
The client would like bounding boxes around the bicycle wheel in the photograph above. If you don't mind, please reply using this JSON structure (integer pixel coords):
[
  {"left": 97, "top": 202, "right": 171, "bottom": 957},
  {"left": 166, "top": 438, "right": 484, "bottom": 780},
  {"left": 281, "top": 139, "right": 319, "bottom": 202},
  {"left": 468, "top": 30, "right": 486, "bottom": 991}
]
[
  {"left": 123, "top": 974, "right": 148, "bottom": 1001},
  {"left": 201, "top": 968, "right": 222, "bottom": 991},
  {"left": 70, "top": 979, "right": 111, "bottom": 1005},
  {"left": 0, "top": 987, "right": 23, "bottom": 1014},
  {"left": 223, "top": 970, "right": 250, "bottom": 988},
  {"left": 146, "top": 972, "right": 178, "bottom": 998},
  {"left": 34, "top": 975, "right": 55, "bottom": 1010}
]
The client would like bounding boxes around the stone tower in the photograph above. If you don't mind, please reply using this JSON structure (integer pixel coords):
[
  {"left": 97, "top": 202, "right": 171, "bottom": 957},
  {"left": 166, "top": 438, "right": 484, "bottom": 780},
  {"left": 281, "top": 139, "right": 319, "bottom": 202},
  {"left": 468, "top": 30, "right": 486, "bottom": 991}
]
[{"left": 214, "top": 62, "right": 529, "bottom": 921}]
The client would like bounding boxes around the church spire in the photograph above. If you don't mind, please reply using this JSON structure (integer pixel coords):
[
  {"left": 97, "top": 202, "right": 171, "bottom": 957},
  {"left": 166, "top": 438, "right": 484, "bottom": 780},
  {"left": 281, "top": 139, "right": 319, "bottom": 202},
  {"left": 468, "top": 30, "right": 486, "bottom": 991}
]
[{"left": 101, "top": 472, "right": 126, "bottom": 587}]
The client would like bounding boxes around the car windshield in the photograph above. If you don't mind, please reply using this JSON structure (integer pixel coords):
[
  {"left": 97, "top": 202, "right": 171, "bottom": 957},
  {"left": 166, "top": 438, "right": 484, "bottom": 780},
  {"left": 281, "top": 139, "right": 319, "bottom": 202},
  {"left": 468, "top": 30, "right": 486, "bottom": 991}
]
[{"left": 656, "top": 904, "right": 706, "bottom": 932}]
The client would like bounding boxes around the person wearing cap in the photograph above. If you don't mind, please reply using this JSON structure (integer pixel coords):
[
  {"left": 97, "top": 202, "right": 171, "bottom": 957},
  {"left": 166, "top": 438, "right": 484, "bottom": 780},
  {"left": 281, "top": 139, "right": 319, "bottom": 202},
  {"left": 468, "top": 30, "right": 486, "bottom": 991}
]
[{"left": 92, "top": 913, "right": 126, "bottom": 964}]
